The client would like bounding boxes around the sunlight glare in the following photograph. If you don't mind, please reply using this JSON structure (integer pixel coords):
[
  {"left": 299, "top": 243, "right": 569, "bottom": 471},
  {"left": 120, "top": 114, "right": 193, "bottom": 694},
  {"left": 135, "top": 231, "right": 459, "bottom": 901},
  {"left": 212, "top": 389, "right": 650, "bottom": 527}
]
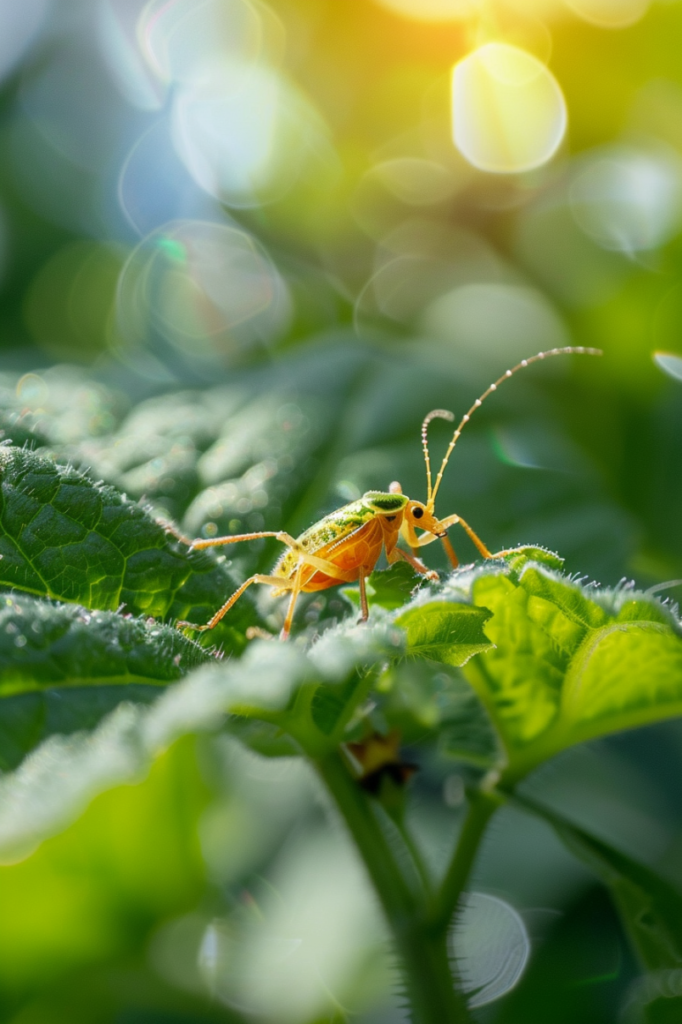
[{"left": 373, "top": 0, "right": 482, "bottom": 22}]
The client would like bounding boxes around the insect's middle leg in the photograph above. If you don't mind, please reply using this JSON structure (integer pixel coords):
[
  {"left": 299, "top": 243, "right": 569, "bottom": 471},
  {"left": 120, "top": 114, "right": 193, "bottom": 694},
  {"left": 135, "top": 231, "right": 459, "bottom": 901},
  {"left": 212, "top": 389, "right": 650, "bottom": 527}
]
[
  {"left": 358, "top": 571, "right": 369, "bottom": 622},
  {"left": 388, "top": 546, "right": 439, "bottom": 581}
]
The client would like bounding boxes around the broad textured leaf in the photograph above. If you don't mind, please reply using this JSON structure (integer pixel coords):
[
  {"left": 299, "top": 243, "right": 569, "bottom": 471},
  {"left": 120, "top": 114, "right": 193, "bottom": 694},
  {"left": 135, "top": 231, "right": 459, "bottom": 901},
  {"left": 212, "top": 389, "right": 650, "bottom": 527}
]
[
  {"left": 377, "top": 659, "right": 503, "bottom": 767},
  {"left": 343, "top": 563, "right": 424, "bottom": 611},
  {"left": 450, "top": 550, "right": 682, "bottom": 782},
  {"left": 396, "top": 601, "right": 494, "bottom": 667},
  {"left": 293, "top": 620, "right": 406, "bottom": 749},
  {"left": 0, "top": 594, "right": 211, "bottom": 693},
  {"left": 0, "top": 592, "right": 212, "bottom": 770},
  {"left": 0, "top": 446, "right": 257, "bottom": 647},
  {"left": 0, "top": 622, "right": 405, "bottom": 857}
]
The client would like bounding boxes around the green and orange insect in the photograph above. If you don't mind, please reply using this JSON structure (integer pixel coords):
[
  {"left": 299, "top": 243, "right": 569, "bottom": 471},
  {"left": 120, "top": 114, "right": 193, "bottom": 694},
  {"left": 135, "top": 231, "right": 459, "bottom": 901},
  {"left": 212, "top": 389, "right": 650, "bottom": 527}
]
[{"left": 178, "top": 346, "right": 601, "bottom": 640}]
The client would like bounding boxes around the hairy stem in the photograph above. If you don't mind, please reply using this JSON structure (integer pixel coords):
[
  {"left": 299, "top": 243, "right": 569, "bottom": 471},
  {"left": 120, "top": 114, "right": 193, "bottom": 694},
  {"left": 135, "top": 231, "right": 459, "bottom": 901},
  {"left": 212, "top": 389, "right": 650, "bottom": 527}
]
[
  {"left": 431, "top": 789, "right": 500, "bottom": 935},
  {"left": 316, "top": 751, "right": 474, "bottom": 1024}
]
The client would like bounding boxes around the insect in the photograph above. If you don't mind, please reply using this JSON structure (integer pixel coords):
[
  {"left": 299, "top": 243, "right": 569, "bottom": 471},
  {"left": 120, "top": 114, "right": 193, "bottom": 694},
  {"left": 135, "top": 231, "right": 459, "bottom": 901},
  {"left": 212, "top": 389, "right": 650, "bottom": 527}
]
[{"left": 177, "top": 346, "right": 601, "bottom": 640}]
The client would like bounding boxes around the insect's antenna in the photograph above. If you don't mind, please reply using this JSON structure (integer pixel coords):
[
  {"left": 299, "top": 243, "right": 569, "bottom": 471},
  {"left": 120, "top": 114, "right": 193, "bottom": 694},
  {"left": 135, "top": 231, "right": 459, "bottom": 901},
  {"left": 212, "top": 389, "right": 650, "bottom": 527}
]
[
  {"left": 421, "top": 408, "right": 455, "bottom": 503},
  {"left": 427, "top": 346, "right": 602, "bottom": 511}
]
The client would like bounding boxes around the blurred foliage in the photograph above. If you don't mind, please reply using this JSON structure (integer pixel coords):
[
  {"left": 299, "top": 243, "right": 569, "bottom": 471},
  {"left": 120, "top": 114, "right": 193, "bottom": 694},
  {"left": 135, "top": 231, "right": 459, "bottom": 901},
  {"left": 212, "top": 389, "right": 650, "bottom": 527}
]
[{"left": 0, "top": 0, "right": 679, "bottom": 1022}]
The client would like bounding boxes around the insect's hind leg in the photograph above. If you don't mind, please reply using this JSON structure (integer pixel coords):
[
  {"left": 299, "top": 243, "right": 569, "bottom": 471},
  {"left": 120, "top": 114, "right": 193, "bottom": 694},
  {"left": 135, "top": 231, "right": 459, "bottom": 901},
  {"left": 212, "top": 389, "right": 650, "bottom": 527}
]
[
  {"left": 280, "top": 564, "right": 305, "bottom": 641},
  {"left": 189, "top": 530, "right": 299, "bottom": 551},
  {"left": 177, "top": 574, "right": 294, "bottom": 632}
]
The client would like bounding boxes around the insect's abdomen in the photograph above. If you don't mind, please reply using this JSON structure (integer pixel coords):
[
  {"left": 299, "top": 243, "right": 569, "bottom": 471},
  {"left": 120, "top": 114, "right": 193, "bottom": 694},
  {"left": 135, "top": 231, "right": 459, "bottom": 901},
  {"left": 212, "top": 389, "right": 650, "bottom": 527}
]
[{"left": 275, "top": 517, "right": 383, "bottom": 591}]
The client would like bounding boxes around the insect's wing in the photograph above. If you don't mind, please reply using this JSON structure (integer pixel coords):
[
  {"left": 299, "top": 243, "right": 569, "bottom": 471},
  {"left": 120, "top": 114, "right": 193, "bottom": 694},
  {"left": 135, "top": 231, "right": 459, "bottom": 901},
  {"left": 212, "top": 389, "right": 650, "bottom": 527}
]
[{"left": 274, "top": 501, "right": 376, "bottom": 578}]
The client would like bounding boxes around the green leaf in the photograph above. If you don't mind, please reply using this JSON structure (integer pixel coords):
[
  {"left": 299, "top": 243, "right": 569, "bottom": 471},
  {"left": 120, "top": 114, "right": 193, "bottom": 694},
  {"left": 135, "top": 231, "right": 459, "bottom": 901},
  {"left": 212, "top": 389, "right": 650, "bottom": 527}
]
[
  {"left": 455, "top": 557, "right": 682, "bottom": 782},
  {"left": 0, "top": 592, "right": 213, "bottom": 769},
  {"left": 290, "top": 620, "right": 406, "bottom": 750},
  {"left": 0, "top": 446, "right": 258, "bottom": 648},
  {"left": 0, "top": 593, "right": 211, "bottom": 694},
  {"left": 0, "top": 639, "right": 309, "bottom": 861},
  {"left": 520, "top": 793, "right": 682, "bottom": 1020},
  {"left": 395, "top": 601, "right": 494, "bottom": 667},
  {"left": 342, "top": 563, "right": 424, "bottom": 611},
  {"left": 376, "top": 660, "right": 503, "bottom": 767}
]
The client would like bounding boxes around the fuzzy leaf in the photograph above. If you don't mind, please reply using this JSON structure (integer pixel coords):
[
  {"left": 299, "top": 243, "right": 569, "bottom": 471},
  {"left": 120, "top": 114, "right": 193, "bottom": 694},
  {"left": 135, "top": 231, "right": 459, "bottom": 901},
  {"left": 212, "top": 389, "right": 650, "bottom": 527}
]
[
  {"left": 452, "top": 553, "right": 682, "bottom": 782},
  {"left": 396, "top": 602, "right": 494, "bottom": 666},
  {"left": 343, "top": 563, "right": 424, "bottom": 611},
  {"left": 0, "top": 592, "right": 212, "bottom": 769},
  {"left": 0, "top": 593, "right": 211, "bottom": 694},
  {"left": 0, "top": 446, "right": 257, "bottom": 648}
]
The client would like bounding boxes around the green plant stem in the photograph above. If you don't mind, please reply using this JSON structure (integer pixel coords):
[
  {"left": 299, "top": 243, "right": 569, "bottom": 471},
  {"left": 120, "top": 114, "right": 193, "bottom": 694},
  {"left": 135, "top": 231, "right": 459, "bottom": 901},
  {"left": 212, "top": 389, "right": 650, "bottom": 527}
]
[
  {"left": 431, "top": 789, "right": 501, "bottom": 935},
  {"left": 398, "top": 817, "right": 434, "bottom": 898},
  {"left": 316, "top": 751, "right": 474, "bottom": 1024}
]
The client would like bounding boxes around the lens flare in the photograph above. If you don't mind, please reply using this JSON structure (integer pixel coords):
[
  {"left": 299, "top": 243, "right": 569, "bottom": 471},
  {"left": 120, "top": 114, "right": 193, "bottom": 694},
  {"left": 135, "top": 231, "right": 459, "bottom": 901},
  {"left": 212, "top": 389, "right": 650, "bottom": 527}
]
[
  {"left": 172, "top": 64, "right": 328, "bottom": 208},
  {"left": 564, "top": 0, "right": 650, "bottom": 29},
  {"left": 452, "top": 42, "right": 567, "bottom": 174},
  {"left": 137, "top": 0, "right": 264, "bottom": 86},
  {"left": 116, "top": 220, "right": 291, "bottom": 366},
  {"left": 570, "top": 145, "right": 682, "bottom": 254},
  {"left": 453, "top": 893, "right": 530, "bottom": 1008},
  {"left": 373, "top": 0, "right": 481, "bottom": 22}
]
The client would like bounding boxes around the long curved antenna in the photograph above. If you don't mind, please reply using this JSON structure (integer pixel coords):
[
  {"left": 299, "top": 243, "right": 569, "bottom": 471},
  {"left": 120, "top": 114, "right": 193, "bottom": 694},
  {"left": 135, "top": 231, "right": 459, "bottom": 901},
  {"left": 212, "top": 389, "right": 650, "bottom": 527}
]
[
  {"left": 421, "top": 408, "right": 454, "bottom": 503},
  {"left": 427, "top": 346, "right": 602, "bottom": 511}
]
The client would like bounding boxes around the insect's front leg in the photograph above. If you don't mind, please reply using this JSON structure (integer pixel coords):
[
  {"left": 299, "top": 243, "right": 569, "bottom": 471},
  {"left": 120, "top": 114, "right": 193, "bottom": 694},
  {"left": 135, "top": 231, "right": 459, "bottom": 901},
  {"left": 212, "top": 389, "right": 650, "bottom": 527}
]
[{"left": 435, "top": 513, "right": 493, "bottom": 560}]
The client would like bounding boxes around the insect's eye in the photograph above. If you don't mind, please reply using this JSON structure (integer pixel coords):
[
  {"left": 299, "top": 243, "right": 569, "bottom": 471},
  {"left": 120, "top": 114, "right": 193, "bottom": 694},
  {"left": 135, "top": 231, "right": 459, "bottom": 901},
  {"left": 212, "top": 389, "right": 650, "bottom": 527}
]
[{"left": 412, "top": 507, "right": 424, "bottom": 519}]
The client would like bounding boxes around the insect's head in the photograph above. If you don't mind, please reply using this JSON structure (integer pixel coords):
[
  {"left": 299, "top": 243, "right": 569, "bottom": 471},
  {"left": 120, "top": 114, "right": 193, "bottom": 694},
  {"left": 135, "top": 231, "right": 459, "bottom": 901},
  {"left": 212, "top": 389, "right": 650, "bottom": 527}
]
[
  {"left": 419, "top": 346, "right": 602, "bottom": 514},
  {"left": 403, "top": 498, "right": 442, "bottom": 535}
]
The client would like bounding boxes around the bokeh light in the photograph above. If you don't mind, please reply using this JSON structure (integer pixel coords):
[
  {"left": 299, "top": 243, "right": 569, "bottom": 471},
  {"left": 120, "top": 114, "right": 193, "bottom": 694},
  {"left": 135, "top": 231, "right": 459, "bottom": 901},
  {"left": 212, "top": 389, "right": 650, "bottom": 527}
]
[
  {"left": 569, "top": 144, "right": 682, "bottom": 253},
  {"left": 454, "top": 893, "right": 530, "bottom": 1007},
  {"left": 116, "top": 220, "right": 291, "bottom": 369},
  {"left": 372, "top": 0, "right": 481, "bottom": 22},
  {"left": 172, "top": 63, "right": 328, "bottom": 208},
  {"left": 137, "top": 0, "right": 267, "bottom": 87},
  {"left": 452, "top": 42, "right": 567, "bottom": 174},
  {"left": 564, "top": 0, "right": 651, "bottom": 29},
  {"left": 24, "top": 242, "right": 126, "bottom": 361},
  {"left": 421, "top": 281, "right": 569, "bottom": 366}
]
